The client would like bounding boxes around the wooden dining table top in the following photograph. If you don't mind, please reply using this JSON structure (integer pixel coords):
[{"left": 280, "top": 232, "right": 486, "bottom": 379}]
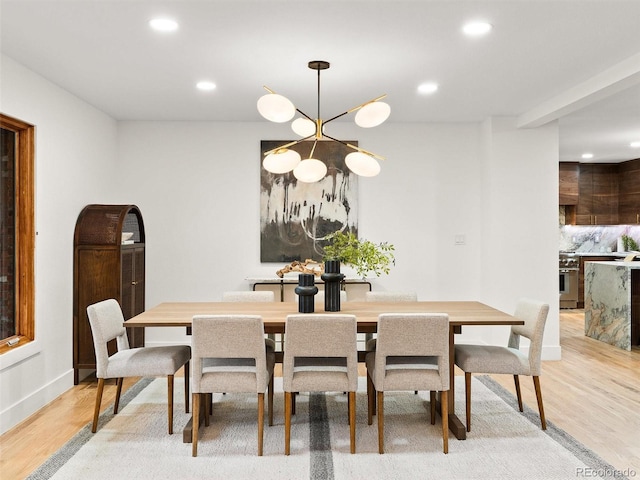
[{"left": 124, "top": 300, "right": 521, "bottom": 331}]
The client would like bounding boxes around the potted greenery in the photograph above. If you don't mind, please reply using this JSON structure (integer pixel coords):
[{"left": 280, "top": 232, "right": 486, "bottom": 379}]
[{"left": 322, "top": 231, "right": 395, "bottom": 278}]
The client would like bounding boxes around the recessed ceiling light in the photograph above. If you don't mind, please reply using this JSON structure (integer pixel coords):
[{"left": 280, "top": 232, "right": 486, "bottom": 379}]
[
  {"left": 418, "top": 82, "right": 439, "bottom": 95},
  {"left": 196, "top": 81, "right": 216, "bottom": 91},
  {"left": 462, "top": 21, "right": 492, "bottom": 36},
  {"left": 149, "top": 18, "right": 178, "bottom": 32},
  {"left": 630, "top": 141, "right": 640, "bottom": 148},
  {"left": 582, "top": 153, "right": 594, "bottom": 159}
]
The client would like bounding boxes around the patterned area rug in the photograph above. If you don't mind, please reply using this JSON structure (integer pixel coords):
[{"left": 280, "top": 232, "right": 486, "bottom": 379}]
[{"left": 27, "top": 376, "right": 627, "bottom": 480}]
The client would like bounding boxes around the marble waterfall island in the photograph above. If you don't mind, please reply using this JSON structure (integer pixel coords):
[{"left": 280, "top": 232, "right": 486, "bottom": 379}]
[{"left": 584, "top": 261, "right": 640, "bottom": 350}]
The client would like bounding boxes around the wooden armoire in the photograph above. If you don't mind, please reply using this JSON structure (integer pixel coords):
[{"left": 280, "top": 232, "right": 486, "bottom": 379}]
[{"left": 73, "top": 204, "right": 146, "bottom": 384}]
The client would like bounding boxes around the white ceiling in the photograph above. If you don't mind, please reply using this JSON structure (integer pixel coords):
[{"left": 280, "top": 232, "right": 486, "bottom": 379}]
[{"left": 1, "top": 0, "right": 640, "bottom": 163}]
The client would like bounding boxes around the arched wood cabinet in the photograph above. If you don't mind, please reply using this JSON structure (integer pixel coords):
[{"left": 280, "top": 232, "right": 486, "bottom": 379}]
[{"left": 73, "top": 204, "right": 146, "bottom": 384}]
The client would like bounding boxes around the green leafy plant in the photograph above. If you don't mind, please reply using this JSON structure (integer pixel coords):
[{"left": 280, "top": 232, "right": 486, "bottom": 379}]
[
  {"left": 322, "top": 231, "right": 395, "bottom": 278},
  {"left": 621, "top": 234, "right": 639, "bottom": 251}
]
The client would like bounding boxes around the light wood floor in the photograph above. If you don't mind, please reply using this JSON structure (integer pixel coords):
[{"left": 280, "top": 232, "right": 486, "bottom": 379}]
[{"left": 1, "top": 310, "right": 639, "bottom": 479}]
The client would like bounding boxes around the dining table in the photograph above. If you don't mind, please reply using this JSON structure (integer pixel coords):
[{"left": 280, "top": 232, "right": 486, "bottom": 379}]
[{"left": 124, "top": 300, "right": 523, "bottom": 442}]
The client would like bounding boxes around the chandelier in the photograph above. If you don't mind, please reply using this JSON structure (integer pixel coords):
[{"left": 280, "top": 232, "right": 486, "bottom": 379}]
[{"left": 257, "top": 60, "right": 390, "bottom": 183}]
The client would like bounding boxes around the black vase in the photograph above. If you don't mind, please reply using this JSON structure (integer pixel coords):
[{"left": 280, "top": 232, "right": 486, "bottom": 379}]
[
  {"left": 321, "top": 260, "right": 345, "bottom": 311},
  {"left": 294, "top": 273, "right": 318, "bottom": 313}
]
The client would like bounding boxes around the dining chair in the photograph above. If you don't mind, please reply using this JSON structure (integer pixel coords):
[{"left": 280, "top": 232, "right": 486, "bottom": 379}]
[
  {"left": 222, "top": 291, "right": 275, "bottom": 302},
  {"left": 222, "top": 290, "right": 277, "bottom": 349},
  {"left": 365, "top": 313, "right": 450, "bottom": 454},
  {"left": 454, "top": 298, "right": 550, "bottom": 432},
  {"left": 190, "top": 314, "right": 275, "bottom": 457},
  {"left": 364, "top": 291, "right": 418, "bottom": 349},
  {"left": 86, "top": 299, "right": 191, "bottom": 434},
  {"left": 283, "top": 314, "right": 358, "bottom": 455}
]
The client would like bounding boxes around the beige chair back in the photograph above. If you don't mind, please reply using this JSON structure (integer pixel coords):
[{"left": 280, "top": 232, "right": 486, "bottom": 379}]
[
  {"left": 222, "top": 291, "right": 275, "bottom": 302},
  {"left": 283, "top": 314, "right": 358, "bottom": 392},
  {"left": 86, "top": 299, "right": 130, "bottom": 378},
  {"left": 373, "top": 313, "right": 449, "bottom": 391},
  {"left": 191, "top": 315, "right": 270, "bottom": 394},
  {"left": 365, "top": 291, "right": 417, "bottom": 302},
  {"left": 508, "top": 298, "right": 549, "bottom": 376}
]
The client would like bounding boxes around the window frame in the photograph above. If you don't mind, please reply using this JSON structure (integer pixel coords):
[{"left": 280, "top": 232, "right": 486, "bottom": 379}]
[{"left": 0, "top": 113, "right": 35, "bottom": 354}]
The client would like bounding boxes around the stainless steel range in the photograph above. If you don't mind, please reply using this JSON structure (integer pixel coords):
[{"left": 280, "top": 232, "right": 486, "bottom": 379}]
[{"left": 559, "top": 253, "right": 579, "bottom": 309}]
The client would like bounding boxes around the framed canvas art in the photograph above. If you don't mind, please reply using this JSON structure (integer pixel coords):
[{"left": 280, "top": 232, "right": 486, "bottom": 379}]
[{"left": 260, "top": 140, "right": 358, "bottom": 262}]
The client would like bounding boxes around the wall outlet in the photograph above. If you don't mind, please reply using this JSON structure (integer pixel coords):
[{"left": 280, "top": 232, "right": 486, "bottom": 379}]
[{"left": 454, "top": 234, "right": 466, "bottom": 245}]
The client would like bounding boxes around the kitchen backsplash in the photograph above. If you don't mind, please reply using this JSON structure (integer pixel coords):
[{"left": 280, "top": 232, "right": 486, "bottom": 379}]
[{"left": 559, "top": 219, "right": 640, "bottom": 253}]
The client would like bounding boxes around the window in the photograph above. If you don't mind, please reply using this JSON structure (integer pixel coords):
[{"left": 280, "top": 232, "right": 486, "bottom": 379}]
[{"left": 0, "top": 114, "right": 35, "bottom": 353}]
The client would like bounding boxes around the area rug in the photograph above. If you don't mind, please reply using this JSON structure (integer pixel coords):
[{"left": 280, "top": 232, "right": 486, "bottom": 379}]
[{"left": 27, "top": 376, "right": 628, "bottom": 480}]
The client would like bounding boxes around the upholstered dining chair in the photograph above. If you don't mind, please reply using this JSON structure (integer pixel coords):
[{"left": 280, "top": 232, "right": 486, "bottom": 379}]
[
  {"left": 222, "top": 290, "right": 277, "bottom": 347},
  {"left": 283, "top": 314, "right": 358, "bottom": 455},
  {"left": 364, "top": 291, "right": 418, "bottom": 349},
  {"left": 365, "top": 313, "right": 450, "bottom": 454},
  {"left": 454, "top": 298, "right": 550, "bottom": 432},
  {"left": 190, "top": 315, "right": 275, "bottom": 457},
  {"left": 86, "top": 299, "right": 191, "bottom": 434},
  {"left": 222, "top": 291, "right": 275, "bottom": 302}
]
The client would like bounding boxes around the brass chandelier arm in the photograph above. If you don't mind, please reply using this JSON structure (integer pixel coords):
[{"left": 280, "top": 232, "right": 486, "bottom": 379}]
[
  {"left": 263, "top": 135, "right": 315, "bottom": 157},
  {"left": 322, "top": 133, "right": 386, "bottom": 161},
  {"left": 323, "top": 94, "right": 388, "bottom": 125}
]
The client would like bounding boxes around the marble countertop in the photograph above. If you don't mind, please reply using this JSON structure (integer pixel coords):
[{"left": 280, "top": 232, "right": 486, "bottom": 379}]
[{"left": 587, "top": 261, "right": 640, "bottom": 269}]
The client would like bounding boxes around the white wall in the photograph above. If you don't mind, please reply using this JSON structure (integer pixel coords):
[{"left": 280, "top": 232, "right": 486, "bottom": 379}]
[
  {"left": 117, "top": 119, "right": 559, "bottom": 355},
  {"left": 0, "top": 54, "right": 118, "bottom": 434},
  {"left": 0, "top": 56, "right": 560, "bottom": 434}
]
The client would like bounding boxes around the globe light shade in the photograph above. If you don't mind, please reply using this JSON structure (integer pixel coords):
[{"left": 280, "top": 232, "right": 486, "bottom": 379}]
[
  {"left": 354, "top": 101, "right": 391, "bottom": 128},
  {"left": 345, "top": 151, "right": 381, "bottom": 177},
  {"left": 263, "top": 149, "right": 301, "bottom": 174},
  {"left": 257, "top": 93, "right": 296, "bottom": 123},
  {"left": 292, "top": 117, "right": 316, "bottom": 137},
  {"left": 293, "top": 158, "right": 327, "bottom": 183}
]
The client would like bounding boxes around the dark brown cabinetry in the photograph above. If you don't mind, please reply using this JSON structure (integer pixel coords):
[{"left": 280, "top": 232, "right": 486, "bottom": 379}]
[
  {"left": 559, "top": 162, "right": 579, "bottom": 205},
  {"left": 618, "top": 158, "right": 640, "bottom": 224},
  {"left": 576, "top": 164, "right": 619, "bottom": 225},
  {"left": 73, "top": 205, "right": 146, "bottom": 384}
]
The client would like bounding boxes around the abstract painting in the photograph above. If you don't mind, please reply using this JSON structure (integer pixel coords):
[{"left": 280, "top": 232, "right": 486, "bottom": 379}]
[{"left": 260, "top": 140, "right": 358, "bottom": 262}]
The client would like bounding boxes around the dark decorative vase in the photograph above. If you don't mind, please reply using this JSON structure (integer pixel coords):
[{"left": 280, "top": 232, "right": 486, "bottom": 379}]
[
  {"left": 321, "top": 260, "right": 345, "bottom": 312},
  {"left": 295, "top": 273, "right": 318, "bottom": 313}
]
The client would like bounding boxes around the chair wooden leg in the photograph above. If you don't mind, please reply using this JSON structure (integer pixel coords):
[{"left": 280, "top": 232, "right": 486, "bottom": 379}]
[
  {"left": 367, "top": 372, "right": 374, "bottom": 425},
  {"left": 292, "top": 392, "right": 296, "bottom": 415},
  {"left": 465, "top": 372, "right": 472, "bottom": 432},
  {"left": 533, "top": 376, "right": 547, "bottom": 430},
  {"left": 168, "top": 375, "right": 174, "bottom": 434},
  {"left": 430, "top": 391, "right": 436, "bottom": 425},
  {"left": 114, "top": 378, "right": 123, "bottom": 414},
  {"left": 514, "top": 375, "right": 523, "bottom": 412},
  {"left": 258, "top": 393, "right": 264, "bottom": 456},
  {"left": 268, "top": 372, "right": 274, "bottom": 427},
  {"left": 204, "top": 394, "right": 210, "bottom": 427},
  {"left": 377, "top": 391, "right": 384, "bottom": 454},
  {"left": 441, "top": 390, "right": 449, "bottom": 454},
  {"left": 92, "top": 378, "right": 105, "bottom": 433},
  {"left": 285, "top": 392, "right": 292, "bottom": 455},
  {"left": 192, "top": 393, "right": 200, "bottom": 457},
  {"left": 349, "top": 391, "right": 356, "bottom": 454},
  {"left": 184, "top": 361, "right": 190, "bottom": 414}
]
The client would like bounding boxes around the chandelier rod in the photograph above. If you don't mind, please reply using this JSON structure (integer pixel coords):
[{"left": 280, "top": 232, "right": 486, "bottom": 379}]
[
  {"left": 322, "top": 132, "right": 386, "bottom": 161},
  {"left": 323, "top": 94, "right": 388, "bottom": 125}
]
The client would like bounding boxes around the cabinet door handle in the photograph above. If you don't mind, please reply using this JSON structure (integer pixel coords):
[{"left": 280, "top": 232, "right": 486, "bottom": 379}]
[{"left": 132, "top": 281, "right": 138, "bottom": 286}]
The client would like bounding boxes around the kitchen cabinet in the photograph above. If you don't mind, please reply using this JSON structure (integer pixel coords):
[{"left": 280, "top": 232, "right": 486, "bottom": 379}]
[
  {"left": 559, "top": 162, "right": 579, "bottom": 205},
  {"left": 73, "top": 204, "right": 146, "bottom": 384},
  {"left": 575, "top": 164, "right": 619, "bottom": 225},
  {"left": 618, "top": 158, "right": 640, "bottom": 224}
]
